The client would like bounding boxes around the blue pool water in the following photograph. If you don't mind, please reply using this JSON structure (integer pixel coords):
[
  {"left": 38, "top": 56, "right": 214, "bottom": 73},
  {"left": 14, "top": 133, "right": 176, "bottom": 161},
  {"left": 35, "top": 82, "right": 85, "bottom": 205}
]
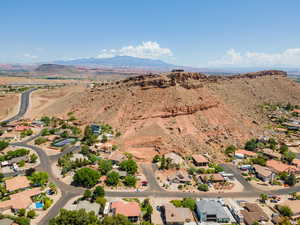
[{"left": 35, "top": 202, "right": 44, "bottom": 209}]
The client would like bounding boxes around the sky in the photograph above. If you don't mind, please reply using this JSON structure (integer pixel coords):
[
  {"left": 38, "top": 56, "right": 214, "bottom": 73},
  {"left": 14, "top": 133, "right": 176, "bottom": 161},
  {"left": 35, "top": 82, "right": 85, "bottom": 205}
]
[{"left": 1, "top": 0, "right": 300, "bottom": 68}]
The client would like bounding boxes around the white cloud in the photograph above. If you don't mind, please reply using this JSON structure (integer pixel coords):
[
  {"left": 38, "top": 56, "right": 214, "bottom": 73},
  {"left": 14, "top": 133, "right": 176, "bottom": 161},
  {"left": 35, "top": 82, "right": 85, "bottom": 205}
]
[
  {"left": 96, "top": 41, "right": 173, "bottom": 59},
  {"left": 23, "top": 53, "right": 38, "bottom": 59},
  {"left": 209, "top": 48, "right": 300, "bottom": 67}
]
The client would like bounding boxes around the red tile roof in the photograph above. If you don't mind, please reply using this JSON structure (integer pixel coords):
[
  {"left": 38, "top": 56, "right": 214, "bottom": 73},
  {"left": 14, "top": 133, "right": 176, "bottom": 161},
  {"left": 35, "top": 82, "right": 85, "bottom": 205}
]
[
  {"left": 235, "top": 149, "right": 257, "bottom": 157},
  {"left": 266, "top": 160, "right": 300, "bottom": 173},
  {"left": 111, "top": 201, "right": 141, "bottom": 217},
  {"left": 192, "top": 154, "right": 209, "bottom": 163}
]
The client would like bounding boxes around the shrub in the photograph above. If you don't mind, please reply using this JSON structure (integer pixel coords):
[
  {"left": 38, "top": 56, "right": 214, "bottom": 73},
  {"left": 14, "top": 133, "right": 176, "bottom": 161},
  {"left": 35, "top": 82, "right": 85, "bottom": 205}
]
[
  {"left": 34, "top": 137, "right": 48, "bottom": 145},
  {"left": 198, "top": 184, "right": 209, "bottom": 192},
  {"left": 27, "top": 209, "right": 36, "bottom": 219},
  {"left": 0, "top": 141, "right": 9, "bottom": 151}
]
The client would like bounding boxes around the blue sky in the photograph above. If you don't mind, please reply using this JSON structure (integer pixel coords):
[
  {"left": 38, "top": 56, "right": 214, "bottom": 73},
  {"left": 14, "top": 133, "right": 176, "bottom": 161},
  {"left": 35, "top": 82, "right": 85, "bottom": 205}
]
[{"left": 1, "top": 0, "right": 300, "bottom": 67}]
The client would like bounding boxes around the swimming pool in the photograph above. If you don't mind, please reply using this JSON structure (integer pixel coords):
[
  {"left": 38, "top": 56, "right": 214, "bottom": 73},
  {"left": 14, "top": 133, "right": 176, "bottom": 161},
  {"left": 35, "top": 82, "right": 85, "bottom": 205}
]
[{"left": 35, "top": 202, "right": 44, "bottom": 209}]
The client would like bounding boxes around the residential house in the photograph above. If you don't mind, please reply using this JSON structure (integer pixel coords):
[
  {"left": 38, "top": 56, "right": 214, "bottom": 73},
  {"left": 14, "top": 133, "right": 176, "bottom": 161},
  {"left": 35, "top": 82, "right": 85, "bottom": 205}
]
[
  {"left": 266, "top": 160, "right": 300, "bottom": 174},
  {"left": 278, "top": 200, "right": 300, "bottom": 220},
  {"left": 108, "top": 151, "right": 126, "bottom": 164},
  {"left": 111, "top": 169, "right": 127, "bottom": 178},
  {"left": 168, "top": 170, "right": 191, "bottom": 184},
  {"left": 165, "top": 153, "right": 184, "bottom": 165},
  {"left": 292, "top": 159, "right": 300, "bottom": 168},
  {"left": 285, "top": 140, "right": 300, "bottom": 147},
  {"left": 5, "top": 176, "right": 30, "bottom": 192},
  {"left": 234, "top": 150, "right": 257, "bottom": 159},
  {"left": 162, "top": 203, "right": 193, "bottom": 225},
  {"left": 76, "top": 200, "right": 100, "bottom": 215},
  {"left": 192, "top": 154, "right": 209, "bottom": 167},
  {"left": 0, "top": 188, "right": 42, "bottom": 212},
  {"left": 196, "top": 199, "right": 231, "bottom": 223},
  {"left": 261, "top": 148, "right": 281, "bottom": 160},
  {"left": 15, "top": 126, "right": 31, "bottom": 132},
  {"left": 240, "top": 203, "right": 269, "bottom": 225},
  {"left": 252, "top": 165, "right": 274, "bottom": 182},
  {"left": 110, "top": 201, "right": 141, "bottom": 222},
  {"left": 198, "top": 174, "right": 225, "bottom": 184}
]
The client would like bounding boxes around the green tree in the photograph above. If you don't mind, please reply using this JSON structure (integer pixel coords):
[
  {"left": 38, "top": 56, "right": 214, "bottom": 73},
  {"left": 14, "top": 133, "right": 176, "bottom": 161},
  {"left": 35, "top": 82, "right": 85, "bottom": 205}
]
[
  {"left": 34, "top": 137, "right": 48, "bottom": 145},
  {"left": 106, "top": 171, "right": 119, "bottom": 186},
  {"left": 198, "top": 184, "right": 209, "bottom": 192},
  {"left": 286, "top": 174, "right": 296, "bottom": 186},
  {"left": 29, "top": 171, "right": 49, "bottom": 186},
  {"left": 73, "top": 168, "right": 100, "bottom": 188},
  {"left": 259, "top": 193, "right": 268, "bottom": 203},
  {"left": 96, "top": 197, "right": 107, "bottom": 212},
  {"left": 102, "top": 215, "right": 132, "bottom": 225},
  {"left": 152, "top": 155, "right": 161, "bottom": 163},
  {"left": 30, "top": 154, "right": 38, "bottom": 163},
  {"left": 280, "top": 145, "right": 289, "bottom": 154},
  {"left": 252, "top": 156, "right": 267, "bottom": 166},
  {"left": 245, "top": 139, "right": 257, "bottom": 151},
  {"left": 123, "top": 175, "right": 137, "bottom": 187},
  {"left": 120, "top": 159, "right": 138, "bottom": 175},
  {"left": 98, "top": 159, "right": 112, "bottom": 175},
  {"left": 142, "top": 199, "right": 153, "bottom": 221},
  {"left": 92, "top": 186, "right": 105, "bottom": 200},
  {"left": 225, "top": 145, "right": 236, "bottom": 156},
  {"left": 27, "top": 209, "right": 36, "bottom": 219},
  {"left": 278, "top": 206, "right": 293, "bottom": 217},
  {"left": 49, "top": 209, "right": 101, "bottom": 225},
  {"left": 49, "top": 182, "right": 57, "bottom": 194},
  {"left": 18, "top": 208, "right": 26, "bottom": 217},
  {"left": 283, "top": 151, "right": 296, "bottom": 164},
  {"left": 0, "top": 141, "right": 9, "bottom": 151},
  {"left": 182, "top": 198, "right": 196, "bottom": 210},
  {"left": 83, "top": 190, "right": 92, "bottom": 199}
]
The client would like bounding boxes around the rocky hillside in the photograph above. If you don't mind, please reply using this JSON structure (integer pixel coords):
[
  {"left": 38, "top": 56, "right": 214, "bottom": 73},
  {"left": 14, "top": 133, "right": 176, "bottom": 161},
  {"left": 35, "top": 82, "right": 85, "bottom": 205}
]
[{"left": 29, "top": 70, "right": 300, "bottom": 162}]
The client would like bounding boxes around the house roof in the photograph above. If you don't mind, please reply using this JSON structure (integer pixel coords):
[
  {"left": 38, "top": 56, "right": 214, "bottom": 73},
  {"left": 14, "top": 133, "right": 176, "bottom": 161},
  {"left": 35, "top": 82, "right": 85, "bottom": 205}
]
[
  {"left": 253, "top": 165, "right": 273, "bottom": 178},
  {"left": 241, "top": 203, "right": 269, "bottom": 225},
  {"left": 76, "top": 200, "right": 100, "bottom": 214},
  {"left": 279, "top": 200, "right": 300, "bottom": 215},
  {"left": 266, "top": 160, "right": 300, "bottom": 173},
  {"left": 164, "top": 152, "right": 183, "bottom": 164},
  {"left": 199, "top": 174, "right": 225, "bottom": 182},
  {"left": 0, "top": 187, "right": 42, "bottom": 210},
  {"left": 163, "top": 203, "right": 193, "bottom": 224},
  {"left": 192, "top": 154, "right": 208, "bottom": 164},
  {"left": 15, "top": 126, "right": 31, "bottom": 131},
  {"left": 111, "top": 201, "right": 141, "bottom": 217},
  {"left": 5, "top": 176, "right": 30, "bottom": 192},
  {"left": 261, "top": 148, "right": 281, "bottom": 159},
  {"left": 196, "top": 199, "right": 229, "bottom": 219},
  {"left": 235, "top": 149, "right": 257, "bottom": 157}
]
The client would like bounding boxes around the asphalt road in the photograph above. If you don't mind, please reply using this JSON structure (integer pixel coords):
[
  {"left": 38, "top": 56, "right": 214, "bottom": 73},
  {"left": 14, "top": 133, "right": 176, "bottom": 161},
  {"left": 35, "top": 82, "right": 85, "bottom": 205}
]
[
  {"left": 1, "top": 88, "right": 37, "bottom": 123},
  {"left": 5, "top": 87, "right": 300, "bottom": 224}
]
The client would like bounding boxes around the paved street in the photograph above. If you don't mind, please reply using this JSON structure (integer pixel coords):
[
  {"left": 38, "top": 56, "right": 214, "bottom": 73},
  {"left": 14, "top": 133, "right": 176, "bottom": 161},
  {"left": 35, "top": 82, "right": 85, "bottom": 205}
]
[
  {"left": 1, "top": 88, "right": 37, "bottom": 123},
  {"left": 4, "top": 88, "right": 300, "bottom": 225}
]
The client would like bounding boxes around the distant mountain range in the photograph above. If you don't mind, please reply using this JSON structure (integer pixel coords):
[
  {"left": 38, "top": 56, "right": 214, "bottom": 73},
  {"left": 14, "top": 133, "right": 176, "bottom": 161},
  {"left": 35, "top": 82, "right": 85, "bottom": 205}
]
[{"left": 53, "top": 56, "right": 192, "bottom": 72}]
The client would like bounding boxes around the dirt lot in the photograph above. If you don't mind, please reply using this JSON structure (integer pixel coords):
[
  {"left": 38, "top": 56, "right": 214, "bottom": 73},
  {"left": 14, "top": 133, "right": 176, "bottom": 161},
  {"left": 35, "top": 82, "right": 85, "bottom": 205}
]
[{"left": 0, "top": 93, "right": 20, "bottom": 121}]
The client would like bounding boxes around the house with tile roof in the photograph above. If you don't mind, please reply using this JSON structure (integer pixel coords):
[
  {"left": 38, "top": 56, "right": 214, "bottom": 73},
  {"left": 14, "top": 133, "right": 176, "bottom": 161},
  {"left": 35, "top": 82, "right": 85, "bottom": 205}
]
[{"left": 110, "top": 201, "right": 141, "bottom": 222}]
